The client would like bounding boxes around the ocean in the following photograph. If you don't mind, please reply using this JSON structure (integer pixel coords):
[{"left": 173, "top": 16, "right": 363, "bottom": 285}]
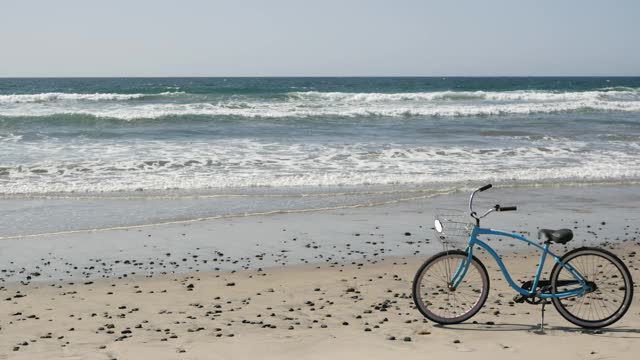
[{"left": 1, "top": 77, "right": 640, "bottom": 195}]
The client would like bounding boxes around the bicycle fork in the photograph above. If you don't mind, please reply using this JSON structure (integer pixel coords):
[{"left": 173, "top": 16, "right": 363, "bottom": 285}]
[{"left": 447, "top": 249, "right": 473, "bottom": 290}]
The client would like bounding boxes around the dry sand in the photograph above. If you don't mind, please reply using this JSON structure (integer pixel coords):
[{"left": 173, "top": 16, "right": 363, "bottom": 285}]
[{"left": 1, "top": 245, "right": 638, "bottom": 360}]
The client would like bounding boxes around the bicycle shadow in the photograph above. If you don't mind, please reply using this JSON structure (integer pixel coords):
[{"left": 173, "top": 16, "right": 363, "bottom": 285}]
[
  {"left": 555, "top": 325, "right": 640, "bottom": 339},
  {"left": 433, "top": 322, "right": 640, "bottom": 339}
]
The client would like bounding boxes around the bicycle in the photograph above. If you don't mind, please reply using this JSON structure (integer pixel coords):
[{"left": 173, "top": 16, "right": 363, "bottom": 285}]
[{"left": 412, "top": 184, "right": 634, "bottom": 329}]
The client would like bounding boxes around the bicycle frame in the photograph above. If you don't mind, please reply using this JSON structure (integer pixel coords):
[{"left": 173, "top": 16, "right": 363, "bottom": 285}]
[{"left": 450, "top": 225, "right": 589, "bottom": 299}]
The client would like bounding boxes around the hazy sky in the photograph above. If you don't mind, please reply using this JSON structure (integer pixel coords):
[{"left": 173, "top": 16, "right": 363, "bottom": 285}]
[{"left": 2, "top": 0, "right": 639, "bottom": 77}]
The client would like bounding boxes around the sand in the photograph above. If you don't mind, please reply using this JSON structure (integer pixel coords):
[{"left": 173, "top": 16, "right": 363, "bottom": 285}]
[
  {"left": 1, "top": 185, "right": 639, "bottom": 359},
  {"left": 1, "top": 247, "right": 639, "bottom": 360}
]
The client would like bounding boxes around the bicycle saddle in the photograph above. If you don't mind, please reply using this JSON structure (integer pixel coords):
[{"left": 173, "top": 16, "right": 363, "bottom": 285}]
[{"left": 538, "top": 228, "right": 573, "bottom": 244}]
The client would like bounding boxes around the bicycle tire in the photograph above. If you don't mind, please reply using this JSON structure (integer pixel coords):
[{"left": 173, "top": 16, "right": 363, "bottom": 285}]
[
  {"left": 551, "top": 247, "right": 634, "bottom": 328},
  {"left": 412, "top": 250, "right": 490, "bottom": 324}
]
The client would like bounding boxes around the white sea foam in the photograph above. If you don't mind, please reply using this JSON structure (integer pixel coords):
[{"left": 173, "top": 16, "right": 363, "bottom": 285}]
[
  {"left": 0, "top": 133, "right": 23, "bottom": 143},
  {"left": 2, "top": 139, "right": 639, "bottom": 194},
  {"left": 288, "top": 89, "right": 640, "bottom": 102},
  {"left": 1, "top": 100, "right": 640, "bottom": 120},
  {"left": 0, "top": 91, "right": 184, "bottom": 104},
  {"left": 1, "top": 89, "right": 639, "bottom": 120}
]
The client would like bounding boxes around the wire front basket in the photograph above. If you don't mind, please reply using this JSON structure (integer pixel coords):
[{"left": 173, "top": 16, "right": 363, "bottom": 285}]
[{"left": 434, "top": 209, "right": 473, "bottom": 249}]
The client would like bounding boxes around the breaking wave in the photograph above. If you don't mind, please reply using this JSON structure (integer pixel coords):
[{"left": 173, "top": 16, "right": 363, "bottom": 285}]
[
  {"left": 0, "top": 88, "right": 639, "bottom": 120},
  {"left": 0, "top": 91, "right": 184, "bottom": 104}
]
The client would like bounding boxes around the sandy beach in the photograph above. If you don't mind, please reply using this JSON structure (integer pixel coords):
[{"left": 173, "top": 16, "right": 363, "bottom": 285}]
[
  {"left": 1, "top": 248, "right": 638, "bottom": 360},
  {"left": 1, "top": 185, "right": 639, "bottom": 359},
  {"left": 2, "top": 3, "right": 640, "bottom": 358}
]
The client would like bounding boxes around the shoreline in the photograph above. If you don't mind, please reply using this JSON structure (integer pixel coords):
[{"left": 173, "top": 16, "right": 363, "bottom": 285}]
[
  {"left": 2, "top": 181, "right": 640, "bottom": 238},
  {"left": 1, "top": 184, "right": 640, "bottom": 284}
]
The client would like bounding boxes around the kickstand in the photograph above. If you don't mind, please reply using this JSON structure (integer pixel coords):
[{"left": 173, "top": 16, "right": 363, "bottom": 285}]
[
  {"left": 540, "top": 301, "right": 545, "bottom": 333},
  {"left": 535, "top": 301, "right": 549, "bottom": 334}
]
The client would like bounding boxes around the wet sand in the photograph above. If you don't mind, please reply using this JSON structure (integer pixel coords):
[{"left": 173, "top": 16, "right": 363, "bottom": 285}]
[{"left": 0, "top": 185, "right": 639, "bottom": 359}]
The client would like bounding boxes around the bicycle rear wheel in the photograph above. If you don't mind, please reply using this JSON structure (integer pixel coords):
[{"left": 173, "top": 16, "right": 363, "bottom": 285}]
[
  {"left": 551, "top": 247, "right": 633, "bottom": 328},
  {"left": 412, "top": 250, "right": 489, "bottom": 324}
]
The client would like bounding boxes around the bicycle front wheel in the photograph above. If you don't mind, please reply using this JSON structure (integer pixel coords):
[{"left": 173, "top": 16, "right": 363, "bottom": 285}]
[
  {"left": 412, "top": 250, "right": 489, "bottom": 324},
  {"left": 551, "top": 247, "right": 634, "bottom": 328}
]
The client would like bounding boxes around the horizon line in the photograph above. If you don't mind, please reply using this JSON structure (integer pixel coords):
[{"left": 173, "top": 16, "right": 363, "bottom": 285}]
[{"left": 1, "top": 75, "right": 640, "bottom": 79}]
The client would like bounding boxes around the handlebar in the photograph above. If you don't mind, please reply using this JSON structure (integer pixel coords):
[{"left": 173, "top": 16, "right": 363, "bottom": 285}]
[
  {"left": 478, "top": 184, "right": 492, "bottom": 192},
  {"left": 469, "top": 184, "right": 517, "bottom": 221}
]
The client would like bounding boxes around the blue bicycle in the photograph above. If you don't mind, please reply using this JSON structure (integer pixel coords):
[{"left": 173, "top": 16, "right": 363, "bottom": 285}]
[{"left": 412, "top": 184, "right": 633, "bottom": 329}]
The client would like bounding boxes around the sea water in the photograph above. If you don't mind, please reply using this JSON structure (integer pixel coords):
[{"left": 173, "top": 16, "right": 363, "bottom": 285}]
[{"left": 1, "top": 77, "right": 640, "bottom": 237}]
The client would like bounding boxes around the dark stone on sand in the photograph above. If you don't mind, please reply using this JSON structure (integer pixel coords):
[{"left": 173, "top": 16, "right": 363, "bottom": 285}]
[
  {"left": 403, "top": 337, "right": 411, "bottom": 342},
  {"left": 453, "top": 339, "right": 461, "bottom": 344}
]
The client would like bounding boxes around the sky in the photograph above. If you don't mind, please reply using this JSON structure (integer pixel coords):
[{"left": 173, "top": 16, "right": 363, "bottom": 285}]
[{"left": 1, "top": 0, "right": 639, "bottom": 77}]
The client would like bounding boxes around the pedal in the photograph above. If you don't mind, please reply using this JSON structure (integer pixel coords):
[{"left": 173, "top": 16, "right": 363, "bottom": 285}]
[{"left": 513, "top": 280, "right": 534, "bottom": 304}]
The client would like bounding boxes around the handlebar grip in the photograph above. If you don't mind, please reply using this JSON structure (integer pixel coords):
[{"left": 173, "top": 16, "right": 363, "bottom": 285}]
[
  {"left": 478, "top": 184, "right": 492, "bottom": 192},
  {"left": 499, "top": 206, "right": 517, "bottom": 212}
]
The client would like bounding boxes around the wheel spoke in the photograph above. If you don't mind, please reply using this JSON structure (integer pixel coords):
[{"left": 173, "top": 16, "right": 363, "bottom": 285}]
[
  {"left": 554, "top": 250, "right": 631, "bottom": 327},
  {"left": 414, "top": 253, "right": 487, "bottom": 323}
]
